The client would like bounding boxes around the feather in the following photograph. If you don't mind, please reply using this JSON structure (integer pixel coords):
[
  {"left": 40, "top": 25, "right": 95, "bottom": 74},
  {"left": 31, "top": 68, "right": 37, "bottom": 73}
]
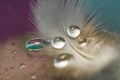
[
  {"left": 30, "top": 0, "right": 103, "bottom": 39},
  {"left": 29, "top": 0, "right": 120, "bottom": 79}
]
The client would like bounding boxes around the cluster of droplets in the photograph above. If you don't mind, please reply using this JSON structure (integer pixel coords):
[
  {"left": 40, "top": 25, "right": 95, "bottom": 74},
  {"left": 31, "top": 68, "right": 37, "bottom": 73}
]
[{"left": 25, "top": 25, "right": 81, "bottom": 68}]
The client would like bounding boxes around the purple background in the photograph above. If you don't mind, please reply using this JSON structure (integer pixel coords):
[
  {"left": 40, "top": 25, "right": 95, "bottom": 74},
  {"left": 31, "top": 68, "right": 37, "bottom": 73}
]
[{"left": 0, "top": 0, "right": 35, "bottom": 41}]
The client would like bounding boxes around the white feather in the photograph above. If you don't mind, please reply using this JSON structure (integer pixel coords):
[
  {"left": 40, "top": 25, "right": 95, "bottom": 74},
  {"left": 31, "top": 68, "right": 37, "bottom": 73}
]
[
  {"left": 30, "top": 0, "right": 120, "bottom": 77},
  {"left": 30, "top": 0, "right": 100, "bottom": 39}
]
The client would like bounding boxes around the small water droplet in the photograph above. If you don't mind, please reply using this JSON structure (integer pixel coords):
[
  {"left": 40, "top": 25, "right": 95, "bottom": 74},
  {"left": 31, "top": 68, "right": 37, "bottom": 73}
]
[
  {"left": 78, "top": 38, "right": 87, "bottom": 47},
  {"left": 19, "top": 63, "right": 26, "bottom": 69},
  {"left": 67, "top": 25, "right": 80, "bottom": 38},
  {"left": 25, "top": 38, "right": 49, "bottom": 51},
  {"left": 51, "top": 37, "right": 65, "bottom": 49},
  {"left": 31, "top": 76, "right": 36, "bottom": 79},
  {"left": 54, "top": 53, "right": 73, "bottom": 68},
  {"left": 12, "top": 50, "right": 16, "bottom": 54}
]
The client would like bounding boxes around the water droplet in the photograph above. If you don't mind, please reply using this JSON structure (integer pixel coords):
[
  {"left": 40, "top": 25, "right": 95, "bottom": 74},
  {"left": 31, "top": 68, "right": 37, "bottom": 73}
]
[
  {"left": 78, "top": 38, "right": 87, "bottom": 47},
  {"left": 19, "top": 63, "right": 26, "bottom": 69},
  {"left": 12, "top": 50, "right": 16, "bottom": 54},
  {"left": 25, "top": 38, "right": 49, "bottom": 51},
  {"left": 67, "top": 25, "right": 80, "bottom": 38},
  {"left": 51, "top": 37, "right": 65, "bottom": 49},
  {"left": 31, "top": 76, "right": 36, "bottom": 79},
  {"left": 54, "top": 53, "right": 73, "bottom": 68}
]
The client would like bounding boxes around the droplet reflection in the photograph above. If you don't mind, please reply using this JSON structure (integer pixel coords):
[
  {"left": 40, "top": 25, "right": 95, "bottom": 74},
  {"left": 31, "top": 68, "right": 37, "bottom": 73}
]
[
  {"left": 51, "top": 37, "right": 65, "bottom": 49},
  {"left": 54, "top": 53, "right": 73, "bottom": 68},
  {"left": 67, "top": 25, "right": 80, "bottom": 38},
  {"left": 25, "top": 38, "right": 49, "bottom": 51}
]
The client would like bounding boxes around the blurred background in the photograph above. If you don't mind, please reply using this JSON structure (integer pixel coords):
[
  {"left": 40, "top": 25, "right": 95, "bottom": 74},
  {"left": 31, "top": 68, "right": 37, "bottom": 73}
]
[
  {"left": 93, "top": 0, "right": 120, "bottom": 33},
  {"left": 0, "top": 0, "right": 34, "bottom": 42}
]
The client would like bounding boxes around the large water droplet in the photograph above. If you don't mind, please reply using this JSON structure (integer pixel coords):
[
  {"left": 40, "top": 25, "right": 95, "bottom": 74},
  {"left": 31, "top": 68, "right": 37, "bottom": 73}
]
[
  {"left": 67, "top": 25, "right": 80, "bottom": 38},
  {"left": 25, "top": 38, "right": 49, "bottom": 51},
  {"left": 51, "top": 37, "right": 65, "bottom": 49},
  {"left": 54, "top": 53, "right": 73, "bottom": 68}
]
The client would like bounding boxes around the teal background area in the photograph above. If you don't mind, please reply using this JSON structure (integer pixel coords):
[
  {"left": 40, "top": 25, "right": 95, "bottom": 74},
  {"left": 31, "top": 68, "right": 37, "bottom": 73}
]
[{"left": 92, "top": 0, "right": 120, "bottom": 33}]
